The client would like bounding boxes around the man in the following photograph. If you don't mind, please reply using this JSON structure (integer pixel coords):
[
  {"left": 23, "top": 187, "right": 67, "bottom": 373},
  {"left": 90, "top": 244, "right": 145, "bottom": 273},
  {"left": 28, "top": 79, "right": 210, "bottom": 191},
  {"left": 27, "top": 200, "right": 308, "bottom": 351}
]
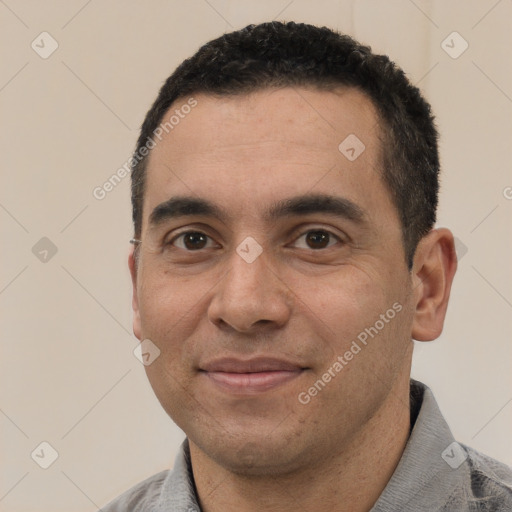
[{"left": 104, "top": 21, "right": 512, "bottom": 511}]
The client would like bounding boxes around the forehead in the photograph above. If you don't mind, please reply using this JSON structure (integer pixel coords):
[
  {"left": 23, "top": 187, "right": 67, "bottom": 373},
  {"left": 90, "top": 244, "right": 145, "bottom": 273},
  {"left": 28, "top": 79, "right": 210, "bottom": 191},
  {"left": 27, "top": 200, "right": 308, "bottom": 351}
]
[
  {"left": 142, "top": 87, "right": 394, "bottom": 228},
  {"left": 155, "top": 86, "right": 379, "bottom": 156}
]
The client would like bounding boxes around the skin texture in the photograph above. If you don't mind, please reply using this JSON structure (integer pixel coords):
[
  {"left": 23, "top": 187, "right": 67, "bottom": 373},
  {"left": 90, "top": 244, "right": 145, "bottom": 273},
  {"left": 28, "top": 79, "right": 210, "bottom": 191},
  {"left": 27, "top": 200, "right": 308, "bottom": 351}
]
[{"left": 128, "top": 87, "right": 457, "bottom": 511}]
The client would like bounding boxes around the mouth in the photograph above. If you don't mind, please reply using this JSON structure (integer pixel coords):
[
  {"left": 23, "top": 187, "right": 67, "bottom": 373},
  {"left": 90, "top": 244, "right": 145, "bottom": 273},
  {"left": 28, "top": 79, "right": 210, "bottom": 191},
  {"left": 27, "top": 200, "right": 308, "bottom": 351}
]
[{"left": 199, "top": 357, "right": 307, "bottom": 394}]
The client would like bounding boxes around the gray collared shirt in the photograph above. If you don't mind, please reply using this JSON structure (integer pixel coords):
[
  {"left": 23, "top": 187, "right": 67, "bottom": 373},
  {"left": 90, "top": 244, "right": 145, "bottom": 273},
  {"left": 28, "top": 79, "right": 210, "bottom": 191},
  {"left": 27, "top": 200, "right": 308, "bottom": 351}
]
[{"left": 102, "top": 380, "right": 512, "bottom": 511}]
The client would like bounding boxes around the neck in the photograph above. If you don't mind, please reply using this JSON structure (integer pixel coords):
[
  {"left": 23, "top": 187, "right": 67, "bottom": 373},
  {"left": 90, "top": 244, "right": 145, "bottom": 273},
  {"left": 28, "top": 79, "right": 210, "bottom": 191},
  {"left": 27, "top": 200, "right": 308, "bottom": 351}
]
[{"left": 189, "top": 373, "right": 412, "bottom": 512}]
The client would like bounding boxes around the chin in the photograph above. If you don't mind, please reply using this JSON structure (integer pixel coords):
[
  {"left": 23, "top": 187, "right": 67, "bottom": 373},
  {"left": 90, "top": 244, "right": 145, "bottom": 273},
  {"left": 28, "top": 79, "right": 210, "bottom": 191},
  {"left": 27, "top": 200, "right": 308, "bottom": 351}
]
[{"left": 191, "top": 429, "right": 311, "bottom": 477}]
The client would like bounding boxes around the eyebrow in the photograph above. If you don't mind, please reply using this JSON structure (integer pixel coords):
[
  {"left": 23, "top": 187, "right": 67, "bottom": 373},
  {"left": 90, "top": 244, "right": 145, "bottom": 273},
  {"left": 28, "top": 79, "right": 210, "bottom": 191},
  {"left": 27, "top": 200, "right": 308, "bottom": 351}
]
[{"left": 148, "top": 193, "right": 367, "bottom": 228}]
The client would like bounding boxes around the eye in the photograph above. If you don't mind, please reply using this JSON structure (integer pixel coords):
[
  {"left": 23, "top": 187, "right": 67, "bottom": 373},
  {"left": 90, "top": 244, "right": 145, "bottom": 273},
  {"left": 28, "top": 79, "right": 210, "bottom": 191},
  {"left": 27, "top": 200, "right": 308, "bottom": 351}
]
[
  {"left": 292, "top": 229, "right": 341, "bottom": 250},
  {"left": 168, "top": 231, "right": 217, "bottom": 251}
]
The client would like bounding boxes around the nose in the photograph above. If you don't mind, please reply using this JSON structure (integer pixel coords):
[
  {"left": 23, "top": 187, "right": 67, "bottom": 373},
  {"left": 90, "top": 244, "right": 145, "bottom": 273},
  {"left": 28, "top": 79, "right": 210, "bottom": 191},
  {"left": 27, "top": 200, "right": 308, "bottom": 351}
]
[{"left": 207, "top": 247, "right": 293, "bottom": 334}]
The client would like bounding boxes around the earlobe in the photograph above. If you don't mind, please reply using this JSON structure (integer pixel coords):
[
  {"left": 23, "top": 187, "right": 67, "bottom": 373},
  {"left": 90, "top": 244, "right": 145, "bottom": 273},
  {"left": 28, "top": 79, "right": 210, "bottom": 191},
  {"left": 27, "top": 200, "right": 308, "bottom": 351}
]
[
  {"left": 411, "top": 228, "right": 458, "bottom": 342},
  {"left": 128, "top": 247, "right": 142, "bottom": 341}
]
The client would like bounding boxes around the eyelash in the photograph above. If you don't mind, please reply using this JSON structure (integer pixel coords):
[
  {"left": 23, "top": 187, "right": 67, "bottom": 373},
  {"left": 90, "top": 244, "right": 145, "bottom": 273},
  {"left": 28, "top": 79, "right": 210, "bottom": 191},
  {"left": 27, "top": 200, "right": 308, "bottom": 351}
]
[{"left": 166, "top": 228, "right": 344, "bottom": 251}]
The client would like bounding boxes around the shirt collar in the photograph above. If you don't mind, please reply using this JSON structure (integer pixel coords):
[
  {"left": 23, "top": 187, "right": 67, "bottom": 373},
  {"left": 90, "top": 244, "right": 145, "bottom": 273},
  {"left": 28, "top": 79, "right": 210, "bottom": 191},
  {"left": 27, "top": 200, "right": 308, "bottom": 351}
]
[{"left": 370, "top": 379, "right": 470, "bottom": 511}]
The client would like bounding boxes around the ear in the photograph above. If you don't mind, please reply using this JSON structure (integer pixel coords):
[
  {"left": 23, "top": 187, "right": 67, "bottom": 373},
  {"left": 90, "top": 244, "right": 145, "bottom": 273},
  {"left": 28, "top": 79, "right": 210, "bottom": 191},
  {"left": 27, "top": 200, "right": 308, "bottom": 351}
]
[
  {"left": 411, "top": 228, "right": 458, "bottom": 342},
  {"left": 128, "top": 246, "right": 142, "bottom": 341}
]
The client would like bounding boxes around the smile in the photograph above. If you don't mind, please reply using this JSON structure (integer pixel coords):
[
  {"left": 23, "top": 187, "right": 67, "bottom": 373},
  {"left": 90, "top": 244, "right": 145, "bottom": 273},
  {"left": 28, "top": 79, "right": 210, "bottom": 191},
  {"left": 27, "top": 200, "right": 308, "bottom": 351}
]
[{"left": 199, "top": 357, "right": 306, "bottom": 394}]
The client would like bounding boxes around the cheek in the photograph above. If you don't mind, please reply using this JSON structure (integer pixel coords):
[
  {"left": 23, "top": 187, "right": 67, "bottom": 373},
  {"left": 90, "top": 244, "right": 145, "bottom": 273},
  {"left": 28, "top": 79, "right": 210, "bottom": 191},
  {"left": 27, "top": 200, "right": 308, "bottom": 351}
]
[
  {"left": 137, "top": 274, "right": 204, "bottom": 426},
  {"left": 137, "top": 269, "right": 207, "bottom": 345},
  {"left": 295, "top": 268, "right": 388, "bottom": 352}
]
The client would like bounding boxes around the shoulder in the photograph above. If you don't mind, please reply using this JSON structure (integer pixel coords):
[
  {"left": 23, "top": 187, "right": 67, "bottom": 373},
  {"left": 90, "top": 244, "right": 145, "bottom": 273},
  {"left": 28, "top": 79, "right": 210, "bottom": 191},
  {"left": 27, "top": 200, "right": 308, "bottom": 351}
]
[
  {"left": 101, "top": 470, "right": 170, "bottom": 512},
  {"left": 454, "top": 444, "right": 512, "bottom": 511},
  {"left": 101, "top": 439, "right": 198, "bottom": 511}
]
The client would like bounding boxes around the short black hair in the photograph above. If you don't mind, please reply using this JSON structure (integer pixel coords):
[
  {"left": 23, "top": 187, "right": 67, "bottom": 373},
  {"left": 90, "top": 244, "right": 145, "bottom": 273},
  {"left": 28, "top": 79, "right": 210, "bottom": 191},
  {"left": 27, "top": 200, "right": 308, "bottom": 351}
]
[{"left": 131, "top": 21, "right": 439, "bottom": 269}]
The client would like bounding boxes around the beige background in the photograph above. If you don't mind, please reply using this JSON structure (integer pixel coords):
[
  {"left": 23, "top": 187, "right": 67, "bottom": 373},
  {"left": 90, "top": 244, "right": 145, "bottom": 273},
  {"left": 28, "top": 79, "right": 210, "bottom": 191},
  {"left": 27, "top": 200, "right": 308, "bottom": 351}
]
[{"left": 1, "top": 1, "right": 511, "bottom": 510}]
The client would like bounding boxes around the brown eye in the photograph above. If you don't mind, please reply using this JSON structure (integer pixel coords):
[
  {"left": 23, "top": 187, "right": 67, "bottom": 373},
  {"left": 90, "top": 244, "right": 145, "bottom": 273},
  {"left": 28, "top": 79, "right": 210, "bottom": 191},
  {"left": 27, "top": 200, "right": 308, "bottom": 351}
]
[
  {"left": 293, "top": 229, "right": 340, "bottom": 250},
  {"left": 171, "top": 231, "right": 213, "bottom": 250},
  {"left": 306, "top": 231, "right": 330, "bottom": 249}
]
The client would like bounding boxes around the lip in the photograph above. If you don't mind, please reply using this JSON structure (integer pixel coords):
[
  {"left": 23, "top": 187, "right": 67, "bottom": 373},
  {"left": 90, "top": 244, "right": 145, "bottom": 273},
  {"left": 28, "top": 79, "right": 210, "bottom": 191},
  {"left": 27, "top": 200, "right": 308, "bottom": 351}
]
[{"left": 200, "top": 357, "right": 306, "bottom": 394}]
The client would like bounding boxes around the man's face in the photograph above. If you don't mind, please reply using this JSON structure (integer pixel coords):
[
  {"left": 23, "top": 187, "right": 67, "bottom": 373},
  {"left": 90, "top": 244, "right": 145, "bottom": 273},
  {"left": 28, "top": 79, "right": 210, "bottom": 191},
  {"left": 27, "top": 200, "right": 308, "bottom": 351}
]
[{"left": 130, "top": 87, "right": 416, "bottom": 475}]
